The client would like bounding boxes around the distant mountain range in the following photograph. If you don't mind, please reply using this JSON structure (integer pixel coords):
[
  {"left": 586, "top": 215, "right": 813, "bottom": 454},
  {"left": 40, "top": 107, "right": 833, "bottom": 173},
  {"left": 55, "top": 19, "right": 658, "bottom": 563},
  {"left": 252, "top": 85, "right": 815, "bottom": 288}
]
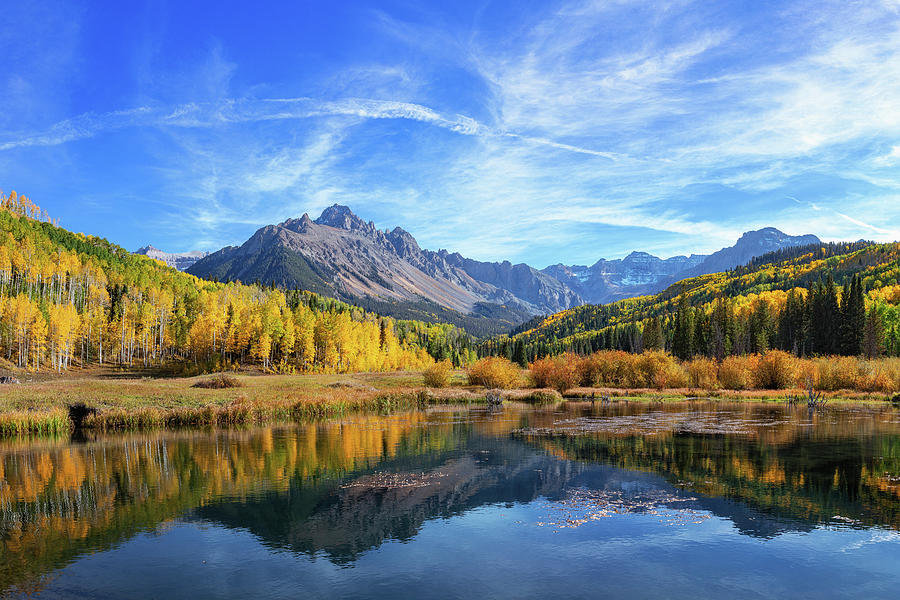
[
  {"left": 543, "top": 227, "right": 821, "bottom": 304},
  {"left": 135, "top": 245, "right": 209, "bottom": 271},
  {"left": 172, "top": 205, "right": 821, "bottom": 326}
]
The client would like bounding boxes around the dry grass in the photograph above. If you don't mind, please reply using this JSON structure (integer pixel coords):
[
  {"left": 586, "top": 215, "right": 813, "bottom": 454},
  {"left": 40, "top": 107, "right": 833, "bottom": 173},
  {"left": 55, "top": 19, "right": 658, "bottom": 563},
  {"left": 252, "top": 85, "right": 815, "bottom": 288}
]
[{"left": 0, "top": 371, "right": 525, "bottom": 436}]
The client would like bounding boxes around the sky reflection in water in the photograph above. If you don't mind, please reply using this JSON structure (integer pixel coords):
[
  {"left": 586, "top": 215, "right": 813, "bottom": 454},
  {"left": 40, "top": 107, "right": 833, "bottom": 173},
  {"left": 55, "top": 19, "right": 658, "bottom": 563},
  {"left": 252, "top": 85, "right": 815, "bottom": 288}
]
[{"left": 2, "top": 402, "right": 900, "bottom": 598}]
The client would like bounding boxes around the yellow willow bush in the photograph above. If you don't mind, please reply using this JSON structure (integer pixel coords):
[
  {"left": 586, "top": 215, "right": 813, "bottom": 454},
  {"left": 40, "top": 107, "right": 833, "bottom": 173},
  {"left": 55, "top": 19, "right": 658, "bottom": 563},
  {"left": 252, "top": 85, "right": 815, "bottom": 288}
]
[
  {"left": 577, "top": 350, "right": 634, "bottom": 387},
  {"left": 530, "top": 353, "right": 580, "bottom": 393},
  {"left": 686, "top": 357, "right": 719, "bottom": 389},
  {"left": 632, "top": 350, "right": 688, "bottom": 389},
  {"left": 753, "top": 350, "right": 800, "bottom": 389},
  {"left": 467, "top": 357, "right": 522, "bottom": 389},
  {"left": 508, "top": 350, "right": 900, "bottom": 393},
  {"left": 423, "top": 360, "right": 453, "bottom": 388},
  {"left": 863, "top": 357, "right": 900, "bottom": 392},
  {"left": 813, "top": 356, "right": 865, "bottom": 391},
  {"left": 717, "top": 356, "right": 754, "bottom": 390}
]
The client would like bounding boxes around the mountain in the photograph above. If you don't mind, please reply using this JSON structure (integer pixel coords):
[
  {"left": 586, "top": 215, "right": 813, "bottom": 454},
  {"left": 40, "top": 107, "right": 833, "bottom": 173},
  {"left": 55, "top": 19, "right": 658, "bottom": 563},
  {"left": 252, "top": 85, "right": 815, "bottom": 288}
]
[
  {"left": 135, "top": 245, "right": 209, "bottom": 271},
  {"left": 682, "top": 227, "right": 821, "bottom": 278},
  {"left": 188, "top": 205, "right": 581, "bottom": 317},
  {"left": 188, "top": 204, "right": 825, "bottom": 332},
  {"left": 541, "top": 227, "right": 821, "bottom": 304}
]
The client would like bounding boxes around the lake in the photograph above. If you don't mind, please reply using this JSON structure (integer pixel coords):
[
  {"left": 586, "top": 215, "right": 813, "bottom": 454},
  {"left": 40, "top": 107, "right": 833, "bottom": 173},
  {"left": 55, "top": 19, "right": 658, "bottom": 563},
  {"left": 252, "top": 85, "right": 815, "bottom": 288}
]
[{"left": 2, "top": 401, "right": 900, "bottom": 598}]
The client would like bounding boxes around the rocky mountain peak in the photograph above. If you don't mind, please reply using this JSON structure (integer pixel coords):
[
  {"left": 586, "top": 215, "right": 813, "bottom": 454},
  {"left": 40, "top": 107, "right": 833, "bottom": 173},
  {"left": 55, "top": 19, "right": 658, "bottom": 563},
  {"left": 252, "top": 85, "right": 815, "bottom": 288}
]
[
  {"left": 387, "top": 226, "right": 421, "bottom": 258},
  {"left": 279, "top": 213, "right": 315, "bottom": 233},
  {"left": 623, "top": 251, "right": 656, "bottom": 263},
  {"left": 314, "top": 204, "right": 373, "bottom": 232},
  {"left": 736, "top": 227, "right": 818, "bottom": 246}
]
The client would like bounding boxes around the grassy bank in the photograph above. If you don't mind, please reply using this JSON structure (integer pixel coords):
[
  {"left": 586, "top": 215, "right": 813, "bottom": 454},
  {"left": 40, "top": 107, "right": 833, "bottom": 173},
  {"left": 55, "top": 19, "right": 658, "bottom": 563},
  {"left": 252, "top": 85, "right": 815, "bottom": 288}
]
[
  {"left": 0, "top": 371, "right": 435, "bottom": 436},
  {"left": 0, "top": 367, "right": 896, "bottom": 437}
]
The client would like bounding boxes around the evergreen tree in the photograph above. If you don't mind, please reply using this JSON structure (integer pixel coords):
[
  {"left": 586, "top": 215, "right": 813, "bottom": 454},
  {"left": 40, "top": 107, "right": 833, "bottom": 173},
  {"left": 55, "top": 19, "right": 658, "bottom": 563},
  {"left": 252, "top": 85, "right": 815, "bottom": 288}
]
[
  {"left": 863, "top": 305, "right": 884, "bottom": 359},
  {"left": 672, "top": 295, "right": 693, "bottom": 359}
]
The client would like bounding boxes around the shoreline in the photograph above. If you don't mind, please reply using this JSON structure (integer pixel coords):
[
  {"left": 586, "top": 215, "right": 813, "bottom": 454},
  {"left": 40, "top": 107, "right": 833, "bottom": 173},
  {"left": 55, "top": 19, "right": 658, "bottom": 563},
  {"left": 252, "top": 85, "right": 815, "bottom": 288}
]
[{"left": 0, "top": 370, "right": 896, "bottom": 437}]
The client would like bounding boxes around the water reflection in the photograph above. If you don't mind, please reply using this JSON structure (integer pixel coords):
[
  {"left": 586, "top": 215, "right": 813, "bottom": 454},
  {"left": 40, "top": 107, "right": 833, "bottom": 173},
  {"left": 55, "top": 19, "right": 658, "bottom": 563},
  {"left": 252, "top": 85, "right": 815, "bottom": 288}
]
[{"left": 1, "top": 402, "right": 900, "bottom": 595}]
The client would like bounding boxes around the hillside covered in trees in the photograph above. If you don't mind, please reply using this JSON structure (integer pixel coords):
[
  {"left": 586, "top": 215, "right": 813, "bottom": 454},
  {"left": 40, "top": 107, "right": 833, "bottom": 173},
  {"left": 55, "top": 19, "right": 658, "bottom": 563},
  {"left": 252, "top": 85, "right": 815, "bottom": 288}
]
[
  {"left": 0, "top": 190, "right": 477, "bottom": 374},
  {"left": 481, "top": 240, "right": 900, "bottom": 365}
]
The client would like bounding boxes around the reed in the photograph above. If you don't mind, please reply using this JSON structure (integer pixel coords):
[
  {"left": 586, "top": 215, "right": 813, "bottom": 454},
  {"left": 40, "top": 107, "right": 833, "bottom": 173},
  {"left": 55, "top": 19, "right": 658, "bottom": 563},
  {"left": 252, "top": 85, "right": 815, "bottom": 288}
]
[{"left": 0, "top": 409, "right": 71, "bottom": 436}]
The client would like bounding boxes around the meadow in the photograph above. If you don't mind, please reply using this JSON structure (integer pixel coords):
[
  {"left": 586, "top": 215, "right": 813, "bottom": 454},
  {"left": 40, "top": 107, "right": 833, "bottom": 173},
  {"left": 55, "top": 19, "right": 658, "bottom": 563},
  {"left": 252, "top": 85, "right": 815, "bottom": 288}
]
[{"left": 2, "top": 350, "right": 899, "bottom": 437}]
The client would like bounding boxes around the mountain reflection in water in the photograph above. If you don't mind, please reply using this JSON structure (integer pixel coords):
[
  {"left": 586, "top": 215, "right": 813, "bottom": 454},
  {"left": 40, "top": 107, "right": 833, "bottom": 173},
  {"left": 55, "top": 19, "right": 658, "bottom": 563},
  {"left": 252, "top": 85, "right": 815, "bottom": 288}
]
[{"left": 2, "top": 402, "right": 900, "bottom": 596}]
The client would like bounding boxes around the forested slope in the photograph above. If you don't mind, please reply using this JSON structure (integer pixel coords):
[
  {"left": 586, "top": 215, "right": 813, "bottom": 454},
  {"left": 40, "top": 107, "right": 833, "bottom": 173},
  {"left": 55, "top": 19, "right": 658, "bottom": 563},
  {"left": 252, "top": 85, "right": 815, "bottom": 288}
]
[
  {"left": 482, "top": 240, "right": 900, "bottom": 364},
  {"left": 0, "top": 190, "right": 475, "bottom": 374}
]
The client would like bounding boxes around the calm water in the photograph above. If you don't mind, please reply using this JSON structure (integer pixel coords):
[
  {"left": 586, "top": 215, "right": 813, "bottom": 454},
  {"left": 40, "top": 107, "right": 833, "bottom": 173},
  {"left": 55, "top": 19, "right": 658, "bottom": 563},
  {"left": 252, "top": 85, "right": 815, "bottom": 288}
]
[{"left": 3, "top": 401, "right": 900, "bottom": 599}]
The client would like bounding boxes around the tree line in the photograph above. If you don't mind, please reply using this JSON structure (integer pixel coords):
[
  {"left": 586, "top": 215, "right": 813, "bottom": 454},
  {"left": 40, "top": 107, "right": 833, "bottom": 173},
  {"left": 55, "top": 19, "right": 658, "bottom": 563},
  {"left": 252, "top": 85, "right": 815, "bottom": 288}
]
[{"left": 480, "top": 242, "right": 900, "bottom": 365}]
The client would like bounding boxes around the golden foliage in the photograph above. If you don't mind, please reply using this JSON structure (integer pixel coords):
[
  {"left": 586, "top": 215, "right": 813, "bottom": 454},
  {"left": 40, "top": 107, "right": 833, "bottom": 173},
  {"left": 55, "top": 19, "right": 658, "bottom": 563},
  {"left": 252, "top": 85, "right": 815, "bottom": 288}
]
[
  {"left": 0, "top": 191, "right": 436, "bottom": 375},
  {"left": 529, "top": 353, "right": 580, "bottom": 393},
  {"left": 423, "top": 360, "right": 453, "bottom": 388},
  {"left": 686, "top": 357, "right": 719, "bottom": 390},
  {"left": 467, "top": 357, "right": 522, "bottom": 389}
]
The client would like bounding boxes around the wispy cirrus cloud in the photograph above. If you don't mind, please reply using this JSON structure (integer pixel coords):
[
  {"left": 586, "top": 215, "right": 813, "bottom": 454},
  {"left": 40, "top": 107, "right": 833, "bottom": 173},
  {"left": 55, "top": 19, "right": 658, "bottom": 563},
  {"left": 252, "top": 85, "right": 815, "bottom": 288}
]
[{"left": 3, "top": 0, "right": 900, "bottom": 265}]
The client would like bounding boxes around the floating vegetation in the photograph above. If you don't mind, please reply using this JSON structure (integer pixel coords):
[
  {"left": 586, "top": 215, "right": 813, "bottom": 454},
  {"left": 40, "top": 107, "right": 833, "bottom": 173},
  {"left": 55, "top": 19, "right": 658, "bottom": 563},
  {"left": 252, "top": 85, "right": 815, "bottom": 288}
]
[
  {"left": 517, "top": 389, "right": 563, "bottom": 404},
  {"left": 340, "top": 471, "right": 448, "bottom": 490},
  {"left": 536, "top": 487, "right": 711, "bottom": 530},
  {"left": 516, "top": 409, "right": 788, "bottom": 437}
]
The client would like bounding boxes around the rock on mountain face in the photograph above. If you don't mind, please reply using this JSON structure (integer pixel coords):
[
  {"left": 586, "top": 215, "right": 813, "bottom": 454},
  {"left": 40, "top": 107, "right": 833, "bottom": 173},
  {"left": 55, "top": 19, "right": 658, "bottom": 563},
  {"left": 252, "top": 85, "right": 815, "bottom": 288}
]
[
  {"left": 541, "top": 227, "right": 821, "bottom": 305},
  {"left": 135, "top": 246, "right": 209, "bottom": 271},
  {"left": 188, "top": 205, "right": 581, "bottom": 315}
]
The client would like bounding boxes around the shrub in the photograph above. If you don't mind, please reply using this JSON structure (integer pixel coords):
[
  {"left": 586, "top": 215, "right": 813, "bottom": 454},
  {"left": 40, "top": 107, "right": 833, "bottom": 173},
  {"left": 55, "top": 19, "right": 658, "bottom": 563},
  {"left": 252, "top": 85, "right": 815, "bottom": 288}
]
[
  {"left": 519, "top": 389, "right": 564, "bottom": 404},
  {"left": 467, "top": 357, "right": 522, "bottom": 389},
  {"left": 632, "top": 350, "right": 687, "bottom": 389},
  {"left": 578, "top": 350, "right": 634, "bottom": 387},
  {"left": 753, "top": 350, "right": 799, "bottom": 389},
  {"left": 192, "top": 374, "right": 244, "bottom": 389},
  {"left": 530, "top": 353, "right": 580, "bottom": 393},
  {"left": 718, "top": 356, "right": 753, "bottom": 390},
  {"left": 814, "top": 356, "right": 863, "bottom": 391},
  {"left": 576, "top": 353, "right": 603, "bottom": 387},
  {"left": 686, "top": 357, "right": 719, "bottom": 389},
  {"left": 423, "top": 360, "right": 452, "bottom": 388},
  {"left": 864, "top": 357, "right": 900, "bottom": 392}
]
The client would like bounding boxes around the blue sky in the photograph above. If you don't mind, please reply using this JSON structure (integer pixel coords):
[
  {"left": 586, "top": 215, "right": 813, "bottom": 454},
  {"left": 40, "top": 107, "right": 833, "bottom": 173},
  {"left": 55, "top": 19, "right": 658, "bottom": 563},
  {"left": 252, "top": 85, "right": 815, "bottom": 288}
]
[{"left": 2, "top": 0, "right": 900, "bottom": 268}]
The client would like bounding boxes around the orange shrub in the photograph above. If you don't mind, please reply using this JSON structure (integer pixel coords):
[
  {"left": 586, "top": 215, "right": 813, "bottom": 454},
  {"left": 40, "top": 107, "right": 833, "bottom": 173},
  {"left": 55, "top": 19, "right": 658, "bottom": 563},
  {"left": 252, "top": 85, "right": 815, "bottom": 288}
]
[
  {"left": 863, "top": 357, "right": 900, "bottom": 392},
  {"left": 753, "top": 350, "right": 799, "bottom": 389},
  {"left": 467, "top": 356, "right": 522, "bottom": 389},
  {"left": 423, "top": 360, "right": 453, "bottom": 388},
  {"left": 632, "top": 350, "right": 687, "bottom": 389},
  {"left": 576, "top": 350, "right": 634, "bottom": 387},
  {"left": 814, "top": 356, "right": 864, "bottom": 391},
  {"left": 717, "top": 356, "right": 754, "bottom": 390},
  {"left": 530, "top": 353, "right": 580, "bottom": 393},
  {"left": 686, "top": 357, "right": 719, "bottom": 390},
  {"left": 576, "top": 353, "right": 602, "bottom": 387},
  {"left": 795, "top": 358, "right": 819, "bottom": 389}
]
